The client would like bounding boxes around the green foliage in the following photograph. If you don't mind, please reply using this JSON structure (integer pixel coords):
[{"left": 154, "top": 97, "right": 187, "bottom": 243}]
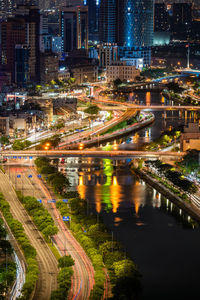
[
  {"left": 0, "top": 193, "right": 38, "bottom": 299},
  {"left": 113, "top": 78, "right": 122, "bottom": 87},
  {"left": 35, "top": 157, "right": 51, "bottom": 168},
  {"left": 51, "top": 256, "right": 74, "bottom": 300},
  {"left": 58, "top": 255, "right": 74, "bottom": 268},
  {"left": 113, "top": 259, "right": 138, "bottom": 278},
  {"left": 141, "top": 67, "right": 174, "bottom": 79},
  {"left": 0, "top": 219, "right": 16, "bottom": 297},
  {"left": 102, "top": 115, "right": 138, "bottom": 136},
  {"left": 56, "top": 193, "right": 141, "bottom": 300},
  {"left": 12, "top": 140, "right": 32, "bottom": 150},
  {"left": 35, "top": 157, "right": 70, "bottom": 195},
  {"left": 0, "top": 136, "right": 9, "bottom": 145},
  {"left": 84, "top": 105, "right": 100, "bottom": 115},
  {"left": 17, "top": 192, "right": 58, "bottom": 240},
  {"left": 178, "top": 149, "right": 200, "bottom": 175},
  {"left": 36, "top": 134, "right": 61, "bottom": 150},
  {"left": 146, "top": 160, "right": 198, "bottom": 194},
  {"left": 47, "top": 173, "right": 70, "bottom": 194}
]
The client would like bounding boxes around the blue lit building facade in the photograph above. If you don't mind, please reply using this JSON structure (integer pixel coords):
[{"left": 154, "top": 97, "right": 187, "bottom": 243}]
[
  {"left": 60, "top": 6, "right": 88, "bottom": 53},
  {"left": 117, "top": 0, "right": 154, "bottom": 66}
]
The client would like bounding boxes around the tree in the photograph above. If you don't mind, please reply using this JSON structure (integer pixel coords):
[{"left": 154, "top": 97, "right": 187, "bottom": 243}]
[
  {"left": 12, "top": 140, "right": 32, "bottom": 150},
  {"left": 0, "top": 136, "right": 9, "bottom": 145},
  {"left": 35, "top": 157, "right": 50, "bottom": 168},
  {"left": 58, "top": 256, "right": 74, "bottom": 268},
  {"left": 113, "top": 78, "right": 122, "bottom": 87},
  {"left": 39, "top": 165, "right": 56, "bottom": 174},
  {"left": 99, "top": 241, "right": 122, "bottom": 255},
  {"left": 113, "top": 259, "right": 138, "bottom": 279},
  {"left": 84, "top": 105, "right": 100, "bottom": 115},
  {"left": 58, "top": 267, "right": 73, "bottom": 290},
  {"left": 0, "top": 240, "right": 13, "bottom": 255},
  {"left": 42, "top": 225, "right": 58, "bottom": 239}
]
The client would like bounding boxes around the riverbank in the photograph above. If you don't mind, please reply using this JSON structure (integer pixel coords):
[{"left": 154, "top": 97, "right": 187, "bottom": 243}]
[
  {"left": 68, "top": 113, "right": 155, "bottom": 149},
  {"left": 133, "top": 167, "right": 200, "bottom": 223}
]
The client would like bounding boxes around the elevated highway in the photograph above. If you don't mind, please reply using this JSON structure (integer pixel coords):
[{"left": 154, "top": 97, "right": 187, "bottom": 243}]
[
  {"left": 96, "top": 105, "right": 200, "bottom": 111},
  {"left": 0, "top": 150, "right": 185, "bottom": 160}
]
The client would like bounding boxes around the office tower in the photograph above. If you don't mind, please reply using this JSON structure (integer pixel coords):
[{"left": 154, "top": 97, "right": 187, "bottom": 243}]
[
  {"left": 1, "top": 4, "right": 40, "bottom": 82},
  {"left": 117, "top": 0, "right": 154, "bottom": 48},
  {"left": 154, "top": 3, "right": 170, "bottom": 32},
  {"left": 99, "top": 0, "right": 116, "bottom": 43},
  {"left": 116, "top": 0, "right": 154, "bottom": 66},
  {"left": 15, "top": 5, "right": 40, "bottom": 81},
  {"left": 0, "top": 17, "right": 26, "bottom": 81},
  {"left": 84, "top": 0, "right": 101, "bottom": 41},
  {"left": 15, "top": 44, "right": 29, "bottom": 86},
  {"left": 172, "top": 2, "right": 192, "bottom": 39},
  {"left": 60, "top": 5, "right": 88, "bottom": 53}
]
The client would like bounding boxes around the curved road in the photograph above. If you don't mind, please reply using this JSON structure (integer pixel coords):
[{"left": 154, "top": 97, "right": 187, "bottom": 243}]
[{"left": 0, "top": 171, "right": 58, "bottom": 300}]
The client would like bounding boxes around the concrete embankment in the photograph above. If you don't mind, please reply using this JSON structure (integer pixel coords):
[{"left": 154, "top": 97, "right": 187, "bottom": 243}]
[
  {"left": 134, "top": 169, "right": 200, "bottom": 223},
  {"left": 69, "top": 114, "right": 155, "bottom": 149}
]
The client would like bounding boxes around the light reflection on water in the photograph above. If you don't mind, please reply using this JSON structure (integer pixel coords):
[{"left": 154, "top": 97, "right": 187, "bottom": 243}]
[
  {"left": 74, "top": 159, "right": 196, "bottom": 228},
  {"left": 65, "top": 157, "right": 200, "bottom": 299}
]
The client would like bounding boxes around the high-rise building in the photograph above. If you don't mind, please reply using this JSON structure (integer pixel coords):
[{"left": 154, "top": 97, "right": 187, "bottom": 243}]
[
  {"left": 172, "top": 2, "right": 192, "bottom": 39},
  {"left": 0, "top": 17, "right": 26, "bottom": 80},
  {"left": 60, "top": 5, "right": 88, "bottom": 53},
  {"left": 0, "top": 4, "right": 41, "bottom": 82},
  {"left": 116, "top": 0, "right": 154, "bottom": 66},
  {"left": 84, "top": 0, "right": 101, "bottom": 41},
  {"left": 99, "top": 0, "right": 116, "bottom": 43},
  {"left": 154, "top": 3, "right": 170, "bottom": 32},
  {"left": 15, "top": 44, "right": 29, "bottom": 86},
  {"left": 15, "top": 5, "right": 40, "bottom": 81},
  {"left": 117, "top": 0, "right": 154, "bottom": 48}
]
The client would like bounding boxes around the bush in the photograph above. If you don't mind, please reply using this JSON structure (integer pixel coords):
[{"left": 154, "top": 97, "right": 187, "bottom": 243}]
[
  {"left": 0, "top": 193, "right": 38, "bottom": 299},
  {"left": 17, "top": 192, "right": 58, "bottom": 241},
  {"left": 51, "top": 256, "right": 74, "bottom": 300}
]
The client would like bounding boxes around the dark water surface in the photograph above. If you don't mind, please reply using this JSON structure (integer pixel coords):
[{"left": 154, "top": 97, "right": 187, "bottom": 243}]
[
  {"left": 62, "top": 158, "right": 200, "bottom": 300},
  {"left": 115, "top": 91, "right": 197, "bottom": 150}
]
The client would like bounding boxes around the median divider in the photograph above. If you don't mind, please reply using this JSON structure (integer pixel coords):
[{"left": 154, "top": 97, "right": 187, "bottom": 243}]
[
  {"left": 0, "top": 192, "right": 39, "bottom": 300},
  {"left": 15, "top": 191, "right": 75, "bottom": 299}
]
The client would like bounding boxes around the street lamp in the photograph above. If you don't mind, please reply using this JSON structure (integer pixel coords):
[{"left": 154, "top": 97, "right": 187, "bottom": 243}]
[
  {"left": 113, "top": 143, "right": 118, "bottom": 151},
  {"left": 79, "top": 143, "right": 84, "bottom": 150},
  {"left": 44, "top": 142, "right": 51, "bottom": 150}
]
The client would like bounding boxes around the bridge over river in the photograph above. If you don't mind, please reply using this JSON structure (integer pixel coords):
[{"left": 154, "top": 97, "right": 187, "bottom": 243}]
[{"left": 0, "top": 150, "right": 185, "bottom": 160}]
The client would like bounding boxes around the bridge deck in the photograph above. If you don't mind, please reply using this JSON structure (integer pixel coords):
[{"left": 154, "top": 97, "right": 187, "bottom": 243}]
[{"left": 0, "top": 150, "right": 185, "bottom": 159}]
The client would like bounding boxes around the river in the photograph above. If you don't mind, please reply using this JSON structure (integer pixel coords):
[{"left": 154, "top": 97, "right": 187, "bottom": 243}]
[
  {"left": 112, "top": 91, "right": 197, "bottom": 150},
  {"left": 61, "top": 91, "right": 200, "bottom": 299},
  {"left": 60, "top": 157, "right": 200, "bottom": 300}
]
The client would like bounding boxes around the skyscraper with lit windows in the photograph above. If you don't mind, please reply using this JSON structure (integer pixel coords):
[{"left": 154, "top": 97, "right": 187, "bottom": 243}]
[
  {"left": 117, "top": 0, "right": 154, "bottom": 48},
  {"left": 99, "top": 0, "right": 116, "bottom": 43},
  {"left": 60, "top": 5, "right": 88, "bottom": 53},
  {"left": 117, "top": 0, "right": 154, "bottom": 66}
]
